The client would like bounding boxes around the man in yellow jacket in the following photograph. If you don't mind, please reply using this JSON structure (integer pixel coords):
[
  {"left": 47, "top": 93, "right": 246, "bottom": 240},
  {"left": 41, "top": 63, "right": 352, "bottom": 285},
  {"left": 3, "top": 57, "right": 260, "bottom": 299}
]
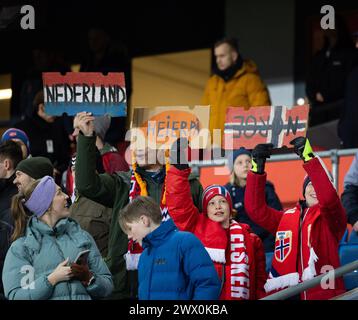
[{"left": 202, "top": 37, "right": 271, "bottom": 140}]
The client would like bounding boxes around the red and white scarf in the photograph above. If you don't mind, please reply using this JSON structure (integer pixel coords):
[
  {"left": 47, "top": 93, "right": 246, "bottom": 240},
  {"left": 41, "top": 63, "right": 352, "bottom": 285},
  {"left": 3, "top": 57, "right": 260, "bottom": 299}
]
[
  {"left": 265, "top": 206, "right": 320, "bottom": 293},
  {"left": 199, "top": 219, "right": 251, "bottom": 300},
  {"left": 124, "top": 169, "right": 169, "bottom": 270}
]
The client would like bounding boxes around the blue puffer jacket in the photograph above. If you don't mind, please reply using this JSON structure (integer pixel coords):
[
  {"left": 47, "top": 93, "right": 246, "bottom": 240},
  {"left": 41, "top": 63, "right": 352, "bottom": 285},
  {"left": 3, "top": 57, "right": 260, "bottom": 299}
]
[
  {"left": 138, "top": 219, "right": 221, "bottom": 300},
  {"left": 2, "top": 217, "right": 113, "bottom": 300}
]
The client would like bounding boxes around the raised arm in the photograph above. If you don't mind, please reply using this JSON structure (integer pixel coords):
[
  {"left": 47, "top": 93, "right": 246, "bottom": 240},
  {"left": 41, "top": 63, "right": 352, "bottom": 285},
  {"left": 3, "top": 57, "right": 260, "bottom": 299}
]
[
  {"left": 303, "top": 157, "right": 347, "bottom": 239},
  {"left": 245, "top": 171, "right": 284, "bottom": 235},
  {"left": 166, "top": 138, "right": 201, "bottom": 233},
  {"left": 166, "top": 166, "right": 200, "bottom": 233},
  {"left": 244, "top": 144, "right": 284, "bottom": 235},
  {"left": 291, "top": 137, "right": 347, "bottom": 240},
  {"left": 75, "top": 112, "right": 120, "bottom": 208}
]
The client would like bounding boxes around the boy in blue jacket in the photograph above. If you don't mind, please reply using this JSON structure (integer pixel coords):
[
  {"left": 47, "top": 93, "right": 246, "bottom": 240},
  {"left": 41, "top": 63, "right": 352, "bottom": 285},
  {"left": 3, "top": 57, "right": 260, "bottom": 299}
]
[{"left": 119, "top": 196, "right": 221, "bottom": 300}]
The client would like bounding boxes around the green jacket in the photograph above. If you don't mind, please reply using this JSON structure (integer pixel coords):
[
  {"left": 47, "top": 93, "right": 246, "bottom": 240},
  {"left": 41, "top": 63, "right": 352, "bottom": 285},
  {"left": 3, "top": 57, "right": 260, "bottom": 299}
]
[
  {"left": 75, "top": 134, "right": 203, "bottom": 299},
  {"left": 70, "top": 194, "right": 112, "bottom": 257}
]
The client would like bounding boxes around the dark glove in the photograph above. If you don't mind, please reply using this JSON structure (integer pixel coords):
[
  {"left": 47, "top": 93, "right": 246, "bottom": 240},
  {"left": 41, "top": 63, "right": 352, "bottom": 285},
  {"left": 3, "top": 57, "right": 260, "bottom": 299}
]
[
  {"left": 70, "top": 263, "right": 93, "bottom": 287},
  {"left": 170, "top": 137, "right": 190, "bottom": 170},
  {"left": 290, "top": 137, "right": 314, "bottom": 162},
  {"left": 251, "top": 143, "right": 274, "bottom": 174}
]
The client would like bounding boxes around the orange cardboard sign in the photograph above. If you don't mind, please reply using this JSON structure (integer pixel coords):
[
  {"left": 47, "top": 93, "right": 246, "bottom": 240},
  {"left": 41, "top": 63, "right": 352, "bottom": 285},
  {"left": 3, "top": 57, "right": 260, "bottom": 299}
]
[{"left": 130, "top": 106, "right": 210, "bottom": 149}]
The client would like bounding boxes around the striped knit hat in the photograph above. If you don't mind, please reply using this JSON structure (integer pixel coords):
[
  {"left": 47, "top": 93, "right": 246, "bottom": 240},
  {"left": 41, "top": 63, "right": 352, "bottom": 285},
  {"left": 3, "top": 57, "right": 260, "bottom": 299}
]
[{"left": 202, "top": 184, "right": 233, "bottom": 214}]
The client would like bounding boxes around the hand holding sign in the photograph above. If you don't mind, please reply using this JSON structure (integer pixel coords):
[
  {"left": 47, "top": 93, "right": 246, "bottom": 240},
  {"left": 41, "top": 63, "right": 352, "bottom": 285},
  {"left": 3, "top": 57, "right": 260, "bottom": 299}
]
[
  {"left": 290, "top": 137, "right": 315, "bottom": 163},
  {"left": 224, "top": 105, "right": 309, "bottom": 150},
  {"left": 74, "top": 112, "right": 95, "bottom": 137},
  {"left": 169, "top": 137, "right": 190, "bottom": 170},
  {"left": 251, "top": 143, "right": 274, "bottom": 174}
]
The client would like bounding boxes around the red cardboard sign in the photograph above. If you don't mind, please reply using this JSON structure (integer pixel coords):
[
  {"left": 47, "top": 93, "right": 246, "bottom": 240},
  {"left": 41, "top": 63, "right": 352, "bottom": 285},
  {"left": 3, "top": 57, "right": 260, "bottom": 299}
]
[{"left": 223, "top": 105, "right": 309, "bottom": 150}]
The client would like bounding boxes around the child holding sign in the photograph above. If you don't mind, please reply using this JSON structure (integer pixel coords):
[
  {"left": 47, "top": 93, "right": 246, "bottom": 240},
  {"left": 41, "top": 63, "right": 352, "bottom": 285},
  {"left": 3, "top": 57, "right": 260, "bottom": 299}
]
[
  {"left": 244, "top": 138, "right": 346, "bottom": 300},
  {"left": 166, "top": 138, "right": 267, "bottom": 300}
]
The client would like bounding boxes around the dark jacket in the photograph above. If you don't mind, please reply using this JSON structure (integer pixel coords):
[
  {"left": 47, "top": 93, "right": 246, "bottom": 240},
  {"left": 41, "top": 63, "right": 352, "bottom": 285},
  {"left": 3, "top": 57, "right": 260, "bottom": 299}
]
[
  {"left": 306, "top": 46, "right": 356, "bottom": 106},
  {"left": 338, "top": 66, "right": 358, "bottom": 148},
  {"left": 225, "top": 181, "right": 282, "bottom": 252},
  {"left": 0, "top": 220, "right": 12, "bottom": 299},
  {"left": 70, "top": 194, "right": 112, "bottom": 257},
  {"left": 68, "top": 144, "right": 126, "bottom": 257},
  {"left": 0, "top": 174, "right": 17, "bottom": 226},
  {"left": 75, "top": 134, "right": 203, "bottom": 299},
  {"left": 342, "top": 184, "right": 358, "bottom": 225},
  {"left": 341, "top": 151, "right": 358, "bottom": 225},
  {"left": 138, "top": 219, "right": 220, "bottom": 300},
  {"left": 14, "top": 115, "right": 70, "bottom": 177},
  {"left": 0, "top": 174, "right": 17, "bottom": 299}
]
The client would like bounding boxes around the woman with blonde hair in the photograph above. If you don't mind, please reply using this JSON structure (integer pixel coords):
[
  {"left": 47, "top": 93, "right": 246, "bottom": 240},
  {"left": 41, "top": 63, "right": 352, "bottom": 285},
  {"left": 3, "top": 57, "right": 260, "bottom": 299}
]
[{"left": 2, "top": 176, "right": 113, "bottom": 300}]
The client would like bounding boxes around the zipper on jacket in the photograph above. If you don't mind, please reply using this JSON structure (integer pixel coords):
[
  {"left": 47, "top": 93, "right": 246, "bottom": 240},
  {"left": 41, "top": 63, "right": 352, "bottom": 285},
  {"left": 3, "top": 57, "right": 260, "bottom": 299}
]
[
  {"left": 53, "top": 229, "right": 73, "bottom": 299},
  {"left": 146, "top": 248, "right": 156, "bottom": 300}
]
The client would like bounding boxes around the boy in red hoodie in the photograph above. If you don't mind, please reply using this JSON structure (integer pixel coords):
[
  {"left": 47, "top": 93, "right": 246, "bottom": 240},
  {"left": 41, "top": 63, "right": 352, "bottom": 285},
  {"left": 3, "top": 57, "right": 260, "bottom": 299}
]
[
  {"left": 244, "top": 137, "right": 346, "bottom": 300},
  {"left": 166, "top": 139, "right": 267, "bottom": 300}
]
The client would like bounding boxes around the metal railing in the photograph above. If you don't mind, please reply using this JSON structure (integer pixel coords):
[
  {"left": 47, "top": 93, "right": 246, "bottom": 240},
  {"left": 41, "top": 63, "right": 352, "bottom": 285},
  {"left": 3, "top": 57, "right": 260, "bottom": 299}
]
[
  {"left": 332, "top": 287, "right": 358, "bottom": 300},
  {"left": 190, "top": 148, "right": 358, "bottom": 189},
  {"left": 260, "top": 260, "right": 358, "bottom": 300}
]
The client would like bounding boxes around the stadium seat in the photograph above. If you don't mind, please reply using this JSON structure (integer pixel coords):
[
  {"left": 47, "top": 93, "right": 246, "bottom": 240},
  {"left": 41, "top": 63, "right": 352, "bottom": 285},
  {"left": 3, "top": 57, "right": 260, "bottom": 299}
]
[
  {"left": 265, "top": 252, "right": 274, "bottom": 274},
  {"left": 348, "top": 230, "right": 358, "bottom": 244},
  {"left": 339, "top": 243, "right": 358, "bottom": 290},
  {"left": 340, "top": 229, "right": 349, "bottom": 244}
]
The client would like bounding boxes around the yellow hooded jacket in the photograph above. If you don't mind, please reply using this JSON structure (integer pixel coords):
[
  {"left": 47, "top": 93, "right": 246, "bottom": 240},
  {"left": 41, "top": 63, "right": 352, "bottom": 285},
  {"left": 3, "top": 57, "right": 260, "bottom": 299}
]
[{"left": 202, "top": 60, "right": 271, "bottom": 137}]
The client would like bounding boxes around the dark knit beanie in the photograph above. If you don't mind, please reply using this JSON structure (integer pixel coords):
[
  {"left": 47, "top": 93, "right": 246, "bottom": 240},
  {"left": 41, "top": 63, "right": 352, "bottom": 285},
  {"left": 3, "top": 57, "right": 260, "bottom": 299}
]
[
  {"left": 16, "top": 156, "right": 54, "bottom": 179},
  {"left": 227, "top": 147, "right": 252, "bottom": 172}
]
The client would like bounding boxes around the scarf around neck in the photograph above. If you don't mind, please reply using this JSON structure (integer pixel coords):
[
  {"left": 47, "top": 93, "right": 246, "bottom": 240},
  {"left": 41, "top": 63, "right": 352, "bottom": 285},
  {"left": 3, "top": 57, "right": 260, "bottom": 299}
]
[
  {"left": 199, "top": 219, "right": 251, "bottom": 300},
  {"left": 265, "top": 205, "right": 320, "bottom": 293},
  {"left": 213, "top": 55, "right": 244, "bottom": 82}
]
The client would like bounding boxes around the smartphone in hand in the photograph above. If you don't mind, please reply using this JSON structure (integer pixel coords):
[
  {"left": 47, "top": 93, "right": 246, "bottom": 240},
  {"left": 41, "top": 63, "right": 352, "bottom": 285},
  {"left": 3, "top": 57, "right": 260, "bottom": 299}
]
[{"left": 74, "top": 250, "right": 90, "bottom": 265}]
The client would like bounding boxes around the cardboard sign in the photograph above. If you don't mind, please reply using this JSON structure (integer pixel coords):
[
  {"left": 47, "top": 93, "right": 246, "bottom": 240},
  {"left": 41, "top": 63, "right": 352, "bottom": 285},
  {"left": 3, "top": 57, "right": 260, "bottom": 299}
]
[
  {"left": 43, "top": 72, "right": 127, "bottom": 116},
  {"left": 224, "top": 105, "right": 309, "bottom": 150},
  {"left": 130, "top": 106, "right": 210, "bottom": 149}
]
